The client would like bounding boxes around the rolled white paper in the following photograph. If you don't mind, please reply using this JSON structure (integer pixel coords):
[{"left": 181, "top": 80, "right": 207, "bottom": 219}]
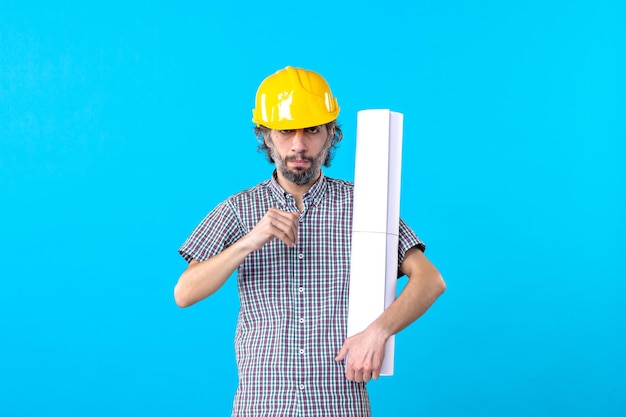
[{"left": 347, "top": 109, "right": 403, "bottom": 376}]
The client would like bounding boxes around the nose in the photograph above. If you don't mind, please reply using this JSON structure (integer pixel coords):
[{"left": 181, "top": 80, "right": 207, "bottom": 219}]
[{"left": 291, "top": 129, "right": 306, "bottom": 153}]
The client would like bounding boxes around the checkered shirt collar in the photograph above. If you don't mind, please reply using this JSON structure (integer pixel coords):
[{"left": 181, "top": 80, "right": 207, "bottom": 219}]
[{"left": 268, "top": 170, "right": 328, "bottom": 208}]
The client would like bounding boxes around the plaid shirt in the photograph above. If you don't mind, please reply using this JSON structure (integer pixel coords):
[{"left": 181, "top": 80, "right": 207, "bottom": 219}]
[{"left": 179, "top": 172, "right": 424, "bottom": 417}]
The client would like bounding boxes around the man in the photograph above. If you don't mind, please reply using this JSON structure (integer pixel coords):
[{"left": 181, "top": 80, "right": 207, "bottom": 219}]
[{"left": 175, "top": 66, "right": 445, "bottom": 416}]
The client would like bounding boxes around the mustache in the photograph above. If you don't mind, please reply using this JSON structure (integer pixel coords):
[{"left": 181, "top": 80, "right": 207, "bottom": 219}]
[{"left": 285, "top": 154, "right": 315, "bottom": 163}]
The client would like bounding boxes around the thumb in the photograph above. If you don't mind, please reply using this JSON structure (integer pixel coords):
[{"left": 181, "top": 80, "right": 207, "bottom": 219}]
[{"left": 335, "top": 343, "right": 348, "bottom": 361}]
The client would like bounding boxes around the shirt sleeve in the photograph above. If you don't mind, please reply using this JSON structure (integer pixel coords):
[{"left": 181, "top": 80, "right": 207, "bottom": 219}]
[
  {"left": 397, "top": 218, "right": 426, "bottom": 272},
  {"left": 178, "top": 199, "right": 244, "bottom": 263}
]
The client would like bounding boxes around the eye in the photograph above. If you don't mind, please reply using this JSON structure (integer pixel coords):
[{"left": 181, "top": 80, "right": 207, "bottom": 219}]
[
  {"left": 305, "top": 126, "right": 320, "bottom": 134},
  {"left": 278, "top": 129, "right": 293, "bottom": 135}
]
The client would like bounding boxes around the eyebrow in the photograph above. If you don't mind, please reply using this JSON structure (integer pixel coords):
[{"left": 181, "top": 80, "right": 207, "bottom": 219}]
[{"left": 280, "top": 126, "right": 321, "bottom": 132}]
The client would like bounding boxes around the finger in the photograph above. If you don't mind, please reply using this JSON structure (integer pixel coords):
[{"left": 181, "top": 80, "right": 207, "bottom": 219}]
[
  {"left": 371, "top": 353, "right": 383, "bottom": 380},
  {"left": 266, "top": 210, "right": 299, "bottom": 246},
  {"left": 335, "top": 344, "right": 348, "bottom": 361},
  {"left": 268, "top": 207, "right": 299, "bottom": 220},
  {"left": 272, "top": 208, "right": 299, "bottom": 228},
  {"left": 273, "top": 222, "right": 298, "bottom": 247}
]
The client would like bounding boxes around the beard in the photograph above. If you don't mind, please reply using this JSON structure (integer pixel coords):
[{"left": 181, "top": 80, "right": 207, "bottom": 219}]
[{"left": 270, "top": 145, "right": 329, "bottom": 186}]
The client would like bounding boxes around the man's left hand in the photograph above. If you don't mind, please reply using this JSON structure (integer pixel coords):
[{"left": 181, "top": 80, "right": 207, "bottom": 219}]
[{"left": 335, "top": 328, "right": 387, "bottom": 383}]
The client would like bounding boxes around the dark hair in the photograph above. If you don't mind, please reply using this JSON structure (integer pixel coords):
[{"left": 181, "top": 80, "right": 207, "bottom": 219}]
[{"left": 254, "top": 121, "right": 343, "bottom": 167}]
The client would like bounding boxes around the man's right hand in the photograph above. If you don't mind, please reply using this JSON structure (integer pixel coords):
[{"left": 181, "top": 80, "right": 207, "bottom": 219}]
[
  {"left": 246, "top": 208, "right": 300, "bottom": 250},
  {"left": 174, "top": 208, "right": 300, "bottom": 307}
]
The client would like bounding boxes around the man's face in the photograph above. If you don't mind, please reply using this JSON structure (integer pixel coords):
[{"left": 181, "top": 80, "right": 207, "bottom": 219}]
[{"left": 266, "top": 125, "right": 332, "bottom": 186}]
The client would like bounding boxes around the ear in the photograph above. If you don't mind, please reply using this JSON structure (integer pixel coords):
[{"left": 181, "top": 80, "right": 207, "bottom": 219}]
[
  {"left": 264, "top": 131, "right": 272, "bottom": 147},
  {"left": 328, "top": 126, "right": 336, "bottom": 144}
]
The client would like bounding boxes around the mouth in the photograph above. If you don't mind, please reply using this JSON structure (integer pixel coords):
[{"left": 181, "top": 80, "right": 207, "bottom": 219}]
[
  {"left": 289, "top": 159, "right": 310, "bottom": 166},
  {"left": 287, "top": 156, "right": 313, "bottom": 168}
]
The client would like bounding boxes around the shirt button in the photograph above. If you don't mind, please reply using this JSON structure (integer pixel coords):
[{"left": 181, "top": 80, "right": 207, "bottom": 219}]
[
  {"left": 298, "top": 253, "right": 304, "bottom": 259},
  {"left": 299, "top": 384, "right": 305, "bottom": 390},
  {"left": 299, "top": 349, "right": 305, "bottom": 355},
  {"left": 299, "top": 318, "right": 305, "bottom": 324},
  {"left": 298, "top": 287, "right": 304, "bottom": 293}
]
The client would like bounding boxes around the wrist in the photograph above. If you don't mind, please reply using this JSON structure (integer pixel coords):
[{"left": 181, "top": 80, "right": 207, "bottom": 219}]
[{"left": 367, "top": 320, "right": 392, "bottom": 342}]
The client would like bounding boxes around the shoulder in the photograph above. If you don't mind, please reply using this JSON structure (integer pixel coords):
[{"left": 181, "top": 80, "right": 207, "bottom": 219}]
[
  {"left": 324, "top": 176, "right": 354, "bottom": 193},
  {"left": 322, "top": 176, "right": 354, "bottom": 205},
  {"left": 215, "top": 180, "right": 277, "bottom": 222},
  {"left": 225, "top": 179, "right": 273, "bottom": 204}
]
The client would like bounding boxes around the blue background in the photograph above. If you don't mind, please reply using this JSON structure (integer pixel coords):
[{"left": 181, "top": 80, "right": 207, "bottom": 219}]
[{"left": 1, "top": 1, "right": 624, "bottom": 416}]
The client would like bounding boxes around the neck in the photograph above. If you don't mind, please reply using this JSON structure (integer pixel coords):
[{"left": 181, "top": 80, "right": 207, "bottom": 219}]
[{"left": 274, "top": 170, "right": 321, "bottom": 211}]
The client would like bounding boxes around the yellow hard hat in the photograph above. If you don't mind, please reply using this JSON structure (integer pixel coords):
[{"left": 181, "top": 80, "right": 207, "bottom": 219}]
[{"left": 252, "top": 66, "right": 340, "bottom": 130}]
